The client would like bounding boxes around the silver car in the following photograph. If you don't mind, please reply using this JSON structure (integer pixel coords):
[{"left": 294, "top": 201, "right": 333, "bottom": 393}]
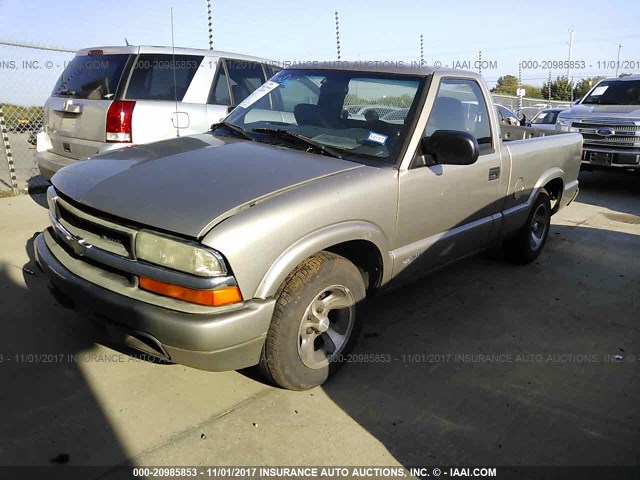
[
  {"left": 528, "top": 108, "right": 567, "bottom": 130},
  {"left": 37, "top": 45, "right": 277, "bottom": 179},
  {"left": 495, "top": 103, "right": 519, "bottom": 125}
]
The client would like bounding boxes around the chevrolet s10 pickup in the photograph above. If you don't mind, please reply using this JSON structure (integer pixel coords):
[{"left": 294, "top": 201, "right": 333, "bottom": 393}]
[{"left": 35, "top": 64, "right": 582, "bottom": 390}]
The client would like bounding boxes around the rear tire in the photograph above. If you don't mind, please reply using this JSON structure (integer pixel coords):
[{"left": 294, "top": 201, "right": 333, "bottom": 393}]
[
  {"left": 503, "top": 189, "right": 551, "bottom": 264},
  {"left": 259, "top": 252, "right": 366, "bottom": 390}
]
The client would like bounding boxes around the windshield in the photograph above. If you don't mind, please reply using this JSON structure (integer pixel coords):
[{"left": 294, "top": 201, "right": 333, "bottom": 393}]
[
  {"left": 222, "top": 69, "right": 425, "bottom": 164},
  {"left": 531, "top": 110, "right": 561, "bottom": 124},
  {"left": 51, "top": 54, "right": 130, "bottom": 99},
  {"left": 582, "top": 79, "right": 640, "bottom": 105}
]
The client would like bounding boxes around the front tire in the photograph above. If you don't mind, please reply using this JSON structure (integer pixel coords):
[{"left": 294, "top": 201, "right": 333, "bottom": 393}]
[
  {"left": 503, "top": 189, "right": 551, "bottom": 264},
  {"left": 259, "top": 252, "right": 366, "bottom": 390}
]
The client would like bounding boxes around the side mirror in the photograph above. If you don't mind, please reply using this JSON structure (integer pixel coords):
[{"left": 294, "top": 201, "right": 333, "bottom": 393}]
[{"left": 420, "top": 130, "right": 479, "bottom": 166}]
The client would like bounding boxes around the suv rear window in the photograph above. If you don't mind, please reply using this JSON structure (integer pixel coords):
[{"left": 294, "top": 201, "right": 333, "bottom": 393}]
[
  {"left": 125, "top": 54, "right": 203, "bottom": 101},
  {"left": 51, "top": 54, "right": 130, "bottom": 99}
]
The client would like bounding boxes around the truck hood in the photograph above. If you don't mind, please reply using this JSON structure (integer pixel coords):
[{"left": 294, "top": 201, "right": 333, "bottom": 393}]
[
  {"left": 51, "top": 134, "right": 362, "bottom": 238},
  {"left": 563, "top": 104, "right": 640, "bottom": 119}
]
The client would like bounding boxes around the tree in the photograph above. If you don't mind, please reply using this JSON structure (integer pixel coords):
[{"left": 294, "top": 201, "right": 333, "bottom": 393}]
[
  {"left": 573, "top": 76, "right": 605, "bottom": 99},
  {"left": 491, "top": 76, "right": 542, "bottom": 98},
  {"left": 520, "top": 84, "right": 543, "bottom": 99},
  {"left": 540, "top": 76, "right": 574, "bottom": 101},
  {"left": 491, "top": 75, "right": 519, "bottom": 95}
]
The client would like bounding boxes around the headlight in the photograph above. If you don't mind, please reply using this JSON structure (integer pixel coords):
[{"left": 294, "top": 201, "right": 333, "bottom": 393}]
[
  {"left": 556, "top": 117, "right": 571, "bottom": 131},
  {"left": 135, "top": 230, "right": 227, "bottom": 277}
]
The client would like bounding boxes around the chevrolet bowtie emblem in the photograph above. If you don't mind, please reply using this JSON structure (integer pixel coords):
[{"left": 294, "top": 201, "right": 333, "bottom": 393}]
[{"left": 64, "top": 234, "right": 92, "bottom": 257}]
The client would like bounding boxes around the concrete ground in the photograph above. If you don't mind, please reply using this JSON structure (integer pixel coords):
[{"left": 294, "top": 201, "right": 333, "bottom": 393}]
[{"left": 0, "top": 170, "right": 638, "bottom": 475}]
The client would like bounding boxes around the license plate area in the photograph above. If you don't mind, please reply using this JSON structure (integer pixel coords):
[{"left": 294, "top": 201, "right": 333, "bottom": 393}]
[{"left": 589, "top": 152, "right": 612, "bottom": 165}]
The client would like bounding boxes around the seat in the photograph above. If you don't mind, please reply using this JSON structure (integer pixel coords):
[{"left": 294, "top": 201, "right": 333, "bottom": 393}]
[
  {"left": 294, "top": 104, "right": 329, "bottom": 127},
  {"left": 428, "top": 97, "right": 465, "bottom": 132}
]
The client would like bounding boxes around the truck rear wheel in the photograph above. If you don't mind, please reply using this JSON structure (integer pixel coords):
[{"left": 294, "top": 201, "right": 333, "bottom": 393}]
[
  {"left": 259, "top": 252, "right": 366, "bottom": 390},
  {"left": 503, "top": 188, "right": 551, "bottom": 264}
]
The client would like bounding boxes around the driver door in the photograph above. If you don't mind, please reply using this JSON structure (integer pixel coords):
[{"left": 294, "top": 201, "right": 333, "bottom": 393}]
[{"left": 393, "top": 77, "right": 503, "bottom": 279}]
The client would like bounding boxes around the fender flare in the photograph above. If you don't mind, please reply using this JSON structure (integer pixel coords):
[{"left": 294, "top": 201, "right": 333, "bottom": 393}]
[
  {"left": 254, "top": 221, "right": 391, "bottom": 299},
  {"left": 526, "top": 167, "right": 564, "bottom": 205}
]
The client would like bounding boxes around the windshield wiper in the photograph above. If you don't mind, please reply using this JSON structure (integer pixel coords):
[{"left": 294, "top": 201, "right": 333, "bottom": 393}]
[
  {"left": 252, "top": 128, "right": 344, "bottom": 159},
  {"left": 56, "top": 89, "right": 77, "bottom": 96},
  {"left": 210, "top": 121, "right": 254, "bottom": 141}
]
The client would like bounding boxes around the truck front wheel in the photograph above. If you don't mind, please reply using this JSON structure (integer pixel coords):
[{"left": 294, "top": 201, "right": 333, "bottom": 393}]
[
  {"left": 259, "top": 252, "right": 366, "bottom": 390},
  {"left": 503, "top": 188, "right": 551, "bottom": 264}
]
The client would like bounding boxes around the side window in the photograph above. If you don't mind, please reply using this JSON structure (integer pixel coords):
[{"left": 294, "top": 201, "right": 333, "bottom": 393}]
[
  {"left": 425, "top": 78, "right": 493, "bottom": 154},
  {"left": 126, "top": 54, "right": 203, "bottom": 101},
  {"left": 208, "top": 62, "right": 231, "bottom": 105},
  {"left": 225, "top": 60, "right": 267, "bottom": 105}
]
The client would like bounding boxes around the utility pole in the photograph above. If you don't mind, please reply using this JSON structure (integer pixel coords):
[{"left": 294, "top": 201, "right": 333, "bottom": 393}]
[
  {"left": 567, "top": 27, "right": 574, "bottom": 102},
  {"left": 517, "top": 62, "right": 522, "bottom": 116},
  {"left": 616, "top": 44, "right": 623, "bottom": 76},
  {"left": 567, "top": 27, "right": 573, "bottom": 79},
  {"left": 206, "top": 0, "right": 213, "bottom": 50},
  {"left": 478, "top": 50, "right": 482, "bottom": 75},
  {"left": 334, "top": 10, "right": 341, "bottom": 61},
  {"left": 548, "top": 71, "right": 552, "bottom": 100},
  {"left": 420, "top": 34, "right": 424, "bottom": 66}
]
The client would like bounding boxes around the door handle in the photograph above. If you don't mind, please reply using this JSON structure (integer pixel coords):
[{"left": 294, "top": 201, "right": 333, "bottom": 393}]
[{"left": 488, "top": 167, "right": 500, "bottom": 181}]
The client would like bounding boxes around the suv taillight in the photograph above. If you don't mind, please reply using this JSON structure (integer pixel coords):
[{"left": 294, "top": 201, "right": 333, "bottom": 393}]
[{"left": 106, "top": 100, "right": 135, "bottom": 142}]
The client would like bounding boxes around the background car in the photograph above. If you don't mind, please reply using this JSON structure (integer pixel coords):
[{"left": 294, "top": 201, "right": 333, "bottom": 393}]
[
  {"left": 345, "top": 105, "right": 400, "bottom": 120},
  {"left": 495, "top": 104, "right": 519, "bottom": 125},
  {"left": 381, "top": 107, "right": 410, "bottom": 123},
  {"left": 36, "top": 45, "right": 277, "bottom": 180},
  {"left": 527, "top": 108, "right": 567, "bottom": 130}
]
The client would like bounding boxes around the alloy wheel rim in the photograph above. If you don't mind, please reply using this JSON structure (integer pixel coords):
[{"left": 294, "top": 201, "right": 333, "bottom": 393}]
[{"left": 297, "top": 285, "right": 355, "bottom": 369}]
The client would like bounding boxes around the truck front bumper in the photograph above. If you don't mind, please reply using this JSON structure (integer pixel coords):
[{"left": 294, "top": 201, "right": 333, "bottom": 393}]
[
  {"left": 581, "top": 147, "right": 640, "bottom": 170},
  {"left": 34, "top": 231, "right": 275, "bottom": 372}
]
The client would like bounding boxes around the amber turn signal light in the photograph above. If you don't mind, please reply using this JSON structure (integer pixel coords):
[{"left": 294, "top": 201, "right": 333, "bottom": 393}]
[{"left": 138, "top": 277, "right": 242, "bottom": 307}]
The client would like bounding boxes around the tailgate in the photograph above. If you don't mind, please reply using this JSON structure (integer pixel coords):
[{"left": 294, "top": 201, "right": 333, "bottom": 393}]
[{"left": 45, "top": 52, "right": 133, "bottom": 159}]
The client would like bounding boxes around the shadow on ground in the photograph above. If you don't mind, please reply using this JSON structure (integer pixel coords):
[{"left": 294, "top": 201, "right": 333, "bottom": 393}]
[
  {"left": 577, "top": 170, "right": 640, "bottom": 216},
  {"left": 322, "top": 222, "right": 640, "bottom": 466},
  {"left": 0, "top": 234, "right": 130, "bottom": 476}
]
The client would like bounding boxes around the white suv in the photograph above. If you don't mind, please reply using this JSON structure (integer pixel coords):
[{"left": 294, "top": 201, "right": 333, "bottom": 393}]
[{"left": 37, "top": 45, "right": 278, "bottom": 179}]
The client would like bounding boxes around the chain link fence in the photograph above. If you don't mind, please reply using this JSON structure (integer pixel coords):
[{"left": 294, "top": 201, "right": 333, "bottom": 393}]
[{"left": 0, "top": 40, "right": 75, "bottom": 195}]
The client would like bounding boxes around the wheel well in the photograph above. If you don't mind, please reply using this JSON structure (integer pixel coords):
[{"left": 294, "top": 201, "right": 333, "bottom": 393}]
[
  {"left": 324, "top": 240, "right": 383, "bottom": 290},
  {"left": 543, "top": 177, "right": 564, "bottom": 215}
]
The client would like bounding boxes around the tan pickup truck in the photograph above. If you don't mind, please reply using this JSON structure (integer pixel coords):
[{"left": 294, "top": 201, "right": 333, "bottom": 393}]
[{"left": 35, "top": 63, "right": 582, "bottom": 390}]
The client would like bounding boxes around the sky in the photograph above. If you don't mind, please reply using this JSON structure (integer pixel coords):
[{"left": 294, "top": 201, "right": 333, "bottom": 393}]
[{"left": 1, "top": 0, "right": 639, "bottom": 105}]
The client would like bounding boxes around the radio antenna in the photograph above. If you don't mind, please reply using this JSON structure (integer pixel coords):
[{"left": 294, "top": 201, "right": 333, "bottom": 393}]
[{"left": 171, "top": 7, "right": 180, "bottom": 138}]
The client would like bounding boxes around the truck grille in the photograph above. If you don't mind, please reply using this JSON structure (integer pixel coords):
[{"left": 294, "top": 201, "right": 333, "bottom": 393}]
[
  {"left": 572, "top": 118, "right": 640, "bottom": 149},
  {"left": 54, "top": 196, "right": 137, "bottom": 258}
]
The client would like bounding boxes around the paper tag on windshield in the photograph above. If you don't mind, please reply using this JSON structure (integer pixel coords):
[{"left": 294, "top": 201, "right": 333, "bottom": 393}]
[
  {"left": 591, "top": 86, "right": 608, "bottom": 96},
  {"left": 237, "top": 81, "right": 280, "bottom": 109},
  {"left": 366, "top": 132, "right": 388, "bottom": 145}
]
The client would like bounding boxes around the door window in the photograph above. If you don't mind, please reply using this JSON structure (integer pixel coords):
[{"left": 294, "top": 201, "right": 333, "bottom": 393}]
[{"left": 425, "top": 78, "right": 493, "bottom": 154}]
